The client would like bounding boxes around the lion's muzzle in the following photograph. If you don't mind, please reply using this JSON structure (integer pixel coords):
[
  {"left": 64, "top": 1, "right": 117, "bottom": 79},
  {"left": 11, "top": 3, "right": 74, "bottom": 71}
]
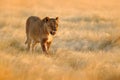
[{"left": 50, "top": 31, "right": 56, "bottom": 35}]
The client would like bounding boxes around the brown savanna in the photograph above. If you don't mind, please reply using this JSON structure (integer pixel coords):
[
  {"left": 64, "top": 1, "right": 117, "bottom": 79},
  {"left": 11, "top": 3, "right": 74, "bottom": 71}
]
[
  {"left": 0, "top": 0, "right": 120, "bottom": 80},
  {"left": 25, "top": 16, "right": 59, "bottom": 54}
]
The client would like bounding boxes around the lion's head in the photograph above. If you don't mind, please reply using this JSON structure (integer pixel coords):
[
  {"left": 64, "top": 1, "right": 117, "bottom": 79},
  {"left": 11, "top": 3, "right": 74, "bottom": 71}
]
[{"left": 43, "top": 17, "right": 59, "bottom": 35}]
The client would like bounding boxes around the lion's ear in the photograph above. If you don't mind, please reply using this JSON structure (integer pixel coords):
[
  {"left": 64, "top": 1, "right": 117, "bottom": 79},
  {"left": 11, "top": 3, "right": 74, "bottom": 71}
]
[
  {"left": 44, "top": 17, "right": 50, "bottom": 22},
  {"left": 56, "top": 17, "right": 59, "bottom": 21}
]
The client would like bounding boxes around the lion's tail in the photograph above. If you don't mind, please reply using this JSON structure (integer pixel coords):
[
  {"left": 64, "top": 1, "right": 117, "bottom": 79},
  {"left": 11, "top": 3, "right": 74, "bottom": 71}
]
[{"left": 25, "top": 17, "right": 30, "bottom": 45}]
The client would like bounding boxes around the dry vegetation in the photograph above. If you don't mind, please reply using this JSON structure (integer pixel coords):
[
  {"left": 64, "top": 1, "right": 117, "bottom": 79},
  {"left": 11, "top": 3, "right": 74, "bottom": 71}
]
[{"left": 0, "top": 0, "right": 120, "bottom": 80}]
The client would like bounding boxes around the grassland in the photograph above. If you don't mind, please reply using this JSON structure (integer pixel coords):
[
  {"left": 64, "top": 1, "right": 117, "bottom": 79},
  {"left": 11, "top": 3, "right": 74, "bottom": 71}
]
[{"left": 0, "top": 0, "right": 120, "bottom": 80}]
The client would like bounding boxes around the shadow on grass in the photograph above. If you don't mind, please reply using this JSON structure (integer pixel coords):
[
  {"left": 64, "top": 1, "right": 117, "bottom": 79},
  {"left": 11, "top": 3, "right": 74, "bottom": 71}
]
[
  {"left": 9, "top": 39, "right": 44, "bottom": 54},
  {"left": 9, "top": 39, "right": 26, "bottom": 52}
]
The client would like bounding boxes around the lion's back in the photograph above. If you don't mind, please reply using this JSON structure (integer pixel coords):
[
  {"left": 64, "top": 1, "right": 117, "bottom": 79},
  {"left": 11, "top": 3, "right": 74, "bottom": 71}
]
[{"left": 26, "top": 16, "right": 41, "bottom": 34}]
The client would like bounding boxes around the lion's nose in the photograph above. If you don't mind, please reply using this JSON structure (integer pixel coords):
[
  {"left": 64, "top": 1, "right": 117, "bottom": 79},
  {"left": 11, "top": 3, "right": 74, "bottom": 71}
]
[
  {"left": 50, "top": 31, "right": 56, "bottom": 35},
  {"left": 53, "top": 28, "right": 57, "bottom": 31}
]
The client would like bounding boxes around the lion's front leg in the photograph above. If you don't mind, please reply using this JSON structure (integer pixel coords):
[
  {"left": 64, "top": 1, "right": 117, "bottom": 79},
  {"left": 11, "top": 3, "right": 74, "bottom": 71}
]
[
  {"left": 41, "top": 38, "right": 48, "bottom": 55},
  {"left": 47, "top": 42, "right": 51, "bottom": 51}
]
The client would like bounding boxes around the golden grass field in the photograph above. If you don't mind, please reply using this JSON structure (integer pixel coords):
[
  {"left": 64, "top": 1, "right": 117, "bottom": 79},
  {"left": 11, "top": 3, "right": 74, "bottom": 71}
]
[{"left": 0, "top": 0, "right": 120, "bottom": 80}]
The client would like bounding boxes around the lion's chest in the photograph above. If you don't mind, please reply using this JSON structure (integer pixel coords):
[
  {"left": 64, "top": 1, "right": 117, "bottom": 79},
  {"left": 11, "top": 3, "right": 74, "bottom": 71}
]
[{"left": 47, "top": 35, "right": 53, "bottom": 42}]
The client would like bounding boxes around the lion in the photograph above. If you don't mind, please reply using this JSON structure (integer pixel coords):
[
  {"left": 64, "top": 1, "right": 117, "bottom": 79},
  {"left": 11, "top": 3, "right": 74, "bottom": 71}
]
[{"left": 25, "top": 16, "right": 59, "bottom": 55}]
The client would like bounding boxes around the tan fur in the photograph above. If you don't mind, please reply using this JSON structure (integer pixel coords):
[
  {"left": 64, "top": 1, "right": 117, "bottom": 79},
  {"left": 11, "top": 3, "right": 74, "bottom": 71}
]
[{"left": 25, "top": 16, "right": 59, "bottom": 55}]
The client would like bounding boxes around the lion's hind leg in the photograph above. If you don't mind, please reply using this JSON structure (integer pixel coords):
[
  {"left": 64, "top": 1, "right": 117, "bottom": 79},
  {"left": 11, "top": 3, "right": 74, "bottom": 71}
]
[
  {"left": 32, "top": 41, "right": 37, "bottom": 52},
  {"left": 26, "top": 38, "right": 31, "bottom": 51}
]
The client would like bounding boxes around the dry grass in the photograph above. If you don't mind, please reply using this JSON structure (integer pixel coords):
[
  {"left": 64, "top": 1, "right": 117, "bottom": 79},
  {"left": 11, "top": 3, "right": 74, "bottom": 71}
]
[{"left": 0, "top": 0, "right": 120, "bottom": 80}]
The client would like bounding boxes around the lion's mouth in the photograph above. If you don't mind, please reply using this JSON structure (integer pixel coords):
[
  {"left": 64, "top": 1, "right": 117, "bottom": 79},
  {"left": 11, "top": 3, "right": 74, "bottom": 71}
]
[{"left": 50, "top": 31, "right": 56, "bottom": 35}]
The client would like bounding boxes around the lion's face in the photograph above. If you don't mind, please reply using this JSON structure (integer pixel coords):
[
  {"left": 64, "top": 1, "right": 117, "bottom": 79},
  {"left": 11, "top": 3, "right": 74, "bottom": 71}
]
[{"left": 43, "top": 17, "right": 59, "bottom": 35}]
